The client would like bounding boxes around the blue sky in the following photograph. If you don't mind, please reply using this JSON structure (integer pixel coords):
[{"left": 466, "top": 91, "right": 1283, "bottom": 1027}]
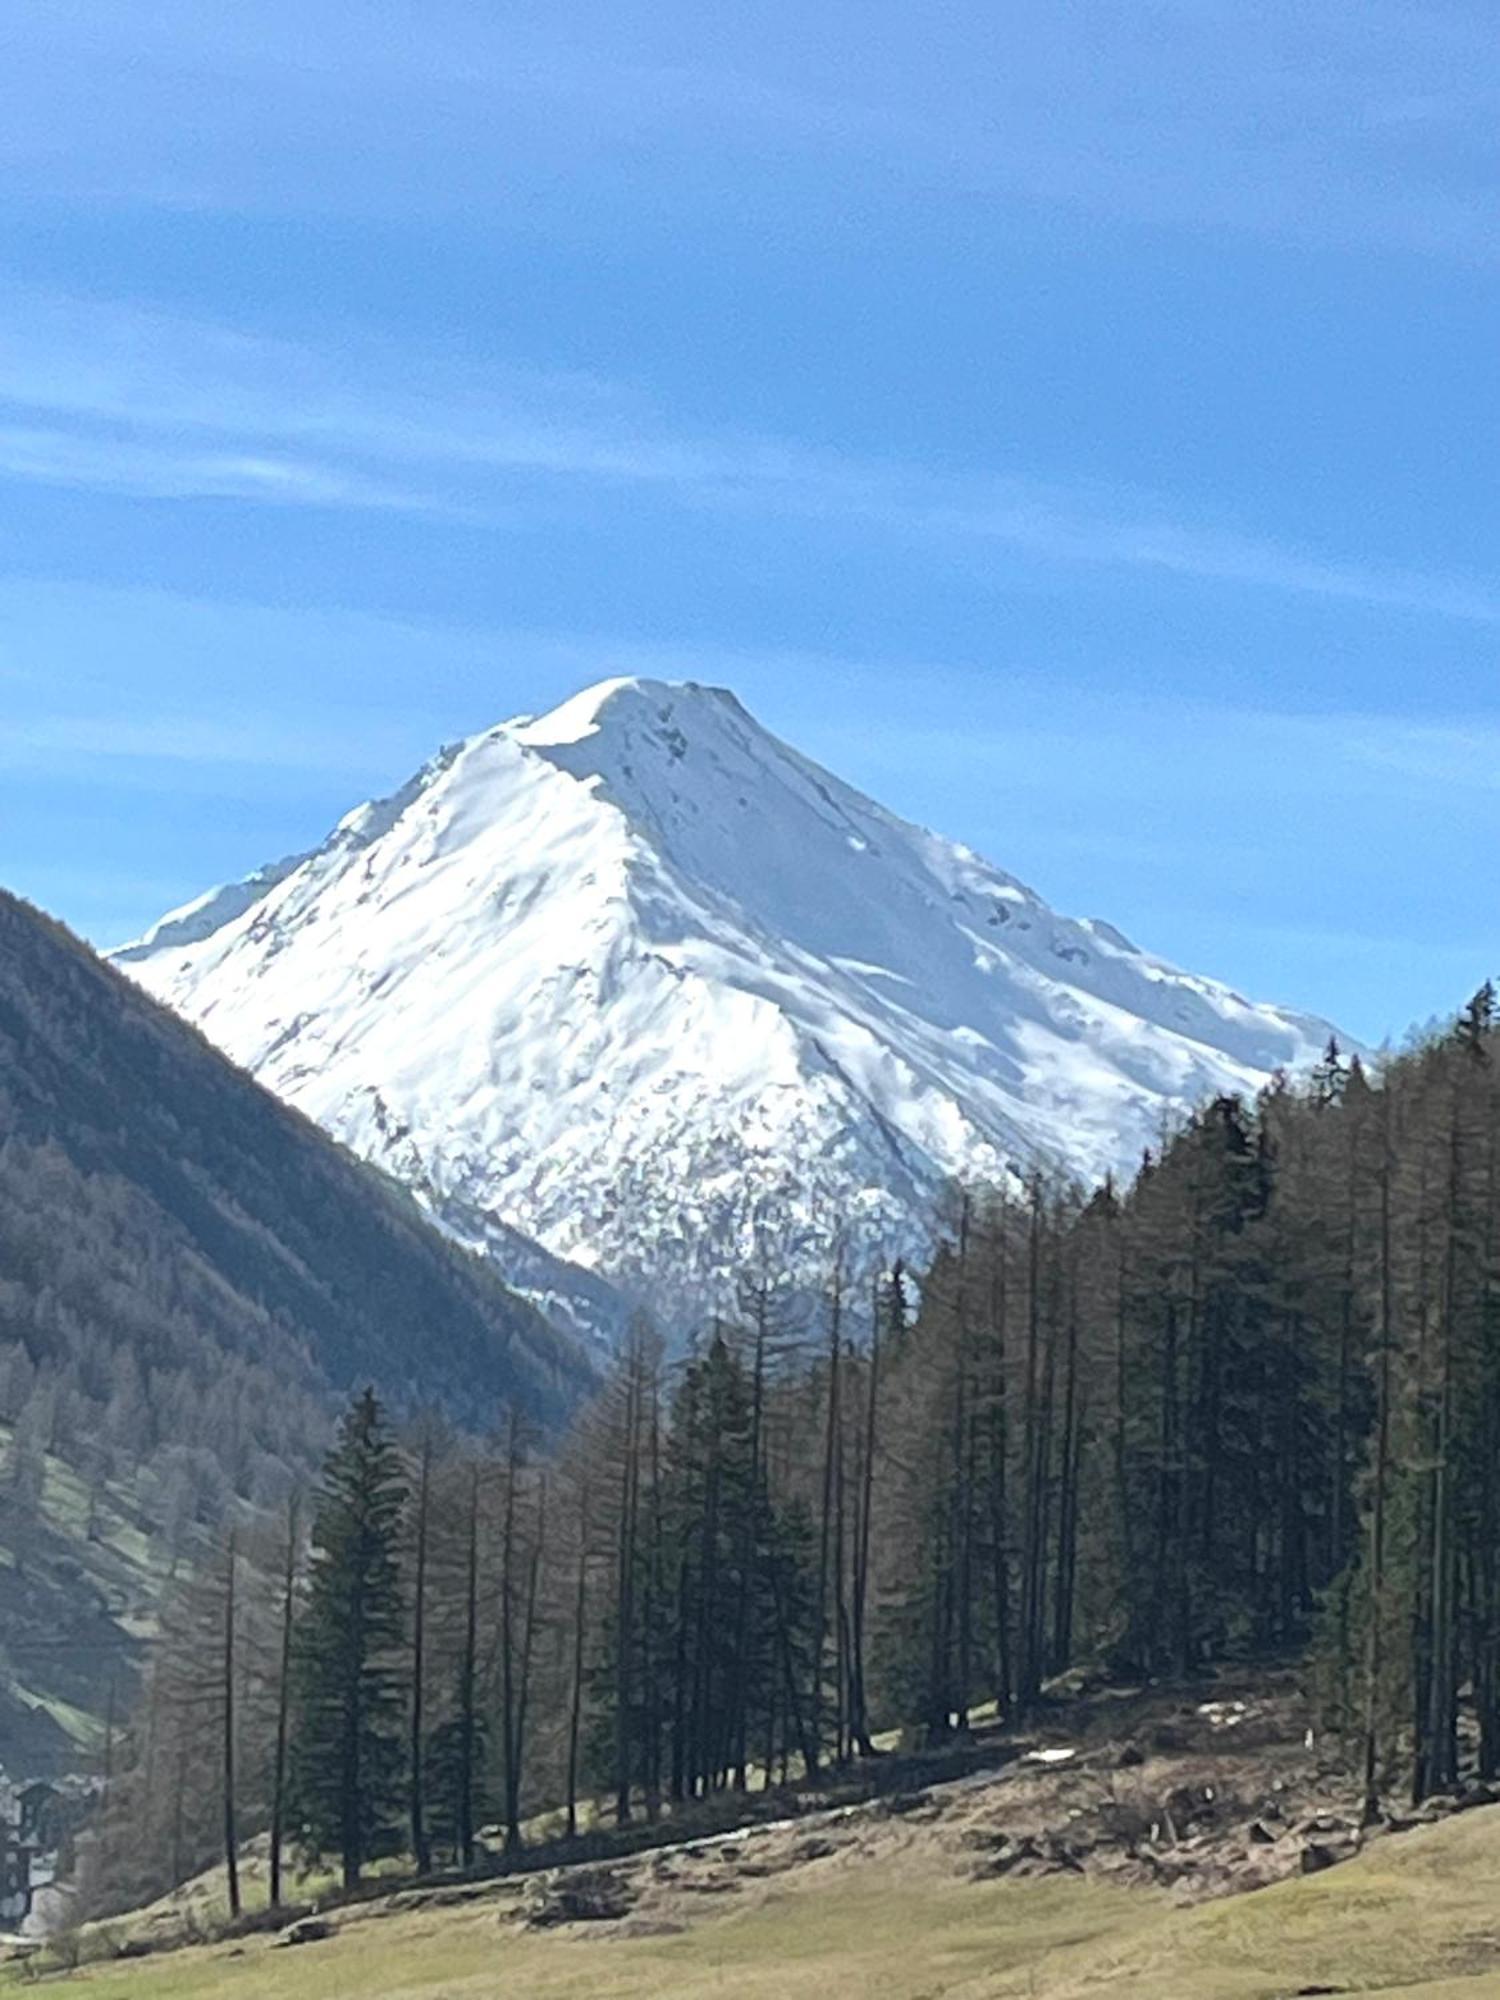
[{"left": 1, "top": 0, "right": 1496, "bottom": 1046}]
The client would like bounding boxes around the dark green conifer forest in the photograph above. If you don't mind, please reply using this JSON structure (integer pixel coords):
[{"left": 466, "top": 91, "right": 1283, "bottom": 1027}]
[{"left": 79, "top": 989, "right": 1500, "bottom": 1913}]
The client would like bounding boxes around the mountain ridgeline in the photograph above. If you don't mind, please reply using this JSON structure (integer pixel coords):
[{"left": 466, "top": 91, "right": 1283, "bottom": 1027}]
[
  {"left": 90, "top": 987, "right": 1500, "bottom": 1916},
  {"left": 0, "top": 891, "right": 591, "bottom": 1763},
  {"left": 115, "top": 676, "right": 1343, "bottom": 1331}
]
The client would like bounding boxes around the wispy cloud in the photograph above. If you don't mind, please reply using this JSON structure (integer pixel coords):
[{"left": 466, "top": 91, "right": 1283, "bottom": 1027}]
[
  {"left": 3, "top": 1, "right": 1495, "bottom": 258},
  {"left": 1340, "top": 717, "right": 1500, "bottom": 793},
  {"left": 2, "top": 284, "right": 1496, "bottom": 626},
  {"left": 0, "top": 423, "right": 435, "bottom": 512}
]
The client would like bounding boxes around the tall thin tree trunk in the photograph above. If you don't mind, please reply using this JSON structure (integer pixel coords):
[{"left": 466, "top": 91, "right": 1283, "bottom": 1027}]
[
  {"left": 1425, "top": 1090, "right": 1465, "bottom": 1793},
  {"left": 692, "top": 1409, "right": 722, "bottom": 1795},
  {"left": 614, "top": 1346, "right": 642, "bottom": 1826},
  {"left": 169, "top": 1731, "right": 188, "bottom": 1891},
  {"left": 851, "top": 1272, "right": 882, "bottom": 1755},
  {"left": 565, "top": 1473, "right": 590, "bottom": 1839},
  {"left": 221, "top": 1530, "right": 240, "bottom": 1920},
  {"left": 1018, "top": 1180, "right": 1045, "bottom": 1708},
  {"left": 643, "top": 1368, "right": 664, "bottom": 1819},
  {"left": 985, "top": 1217, "right": 1014, "bottom": 1712},
  {"left": 1155, "top": 1296, "right": 1179, "bottom": 1677},
  {"left": 1478, "top": 1112, "right": 1500, "bottom": 1778},
  {"left": 670, "top": 1552, "right": 691, "bottom": 1801},
  {"left": 1361, "top": 1097, "right": 1396, "bottom": 1825},
  {"left": 457, "top": 1464, "right": 480, "bottom": 1869},
  {"left": 733, "top": 1282, "right": 771, "bottom": 1786},
  {"left": 770, "top": 1554, "right": 815, "bottom": 1778},
  {"left": 812, "top": 1255, "right": 844, "bottom": 1776},
  {"left": 1051, "top": 1272, "right": 1081, "bottom": 1674},
  {"left": 834, "top": 1323, "right": 852, "bottom": 1761},
  {"left": 1330, "top": 1125, "right": 1358, "bottom": 1591},
  {"left": 508, "top": 1472, "right": 546, "bottom": 1850},
  {"left": 1112, "top": 1219, "right": 1135, "bottom": 1655},
  {"left": 409, "top": 1434, "right": 432, "bottom": 1875},
  {"left": 499, "top": 1412, "right": 524, "bottom": 1850},
  {"left": 952, "top": 1199, "right": 973, "bottom": 1728},
  {"left": 269, "top": 1495, "right": 299, "bottom": 1909},
  {"left": 102, "top": 1673, "right": 117, "bottom": 1799}
]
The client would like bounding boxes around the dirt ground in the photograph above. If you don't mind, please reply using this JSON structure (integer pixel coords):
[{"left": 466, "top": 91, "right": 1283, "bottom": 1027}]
[{"left": 481, "top": 1665, "right": 1395, "bottom": 1938}]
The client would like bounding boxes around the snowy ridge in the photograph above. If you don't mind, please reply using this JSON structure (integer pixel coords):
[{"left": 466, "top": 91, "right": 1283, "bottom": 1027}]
[{"left": 114, "top": 677, "right": 1341, "bottom": 1330}]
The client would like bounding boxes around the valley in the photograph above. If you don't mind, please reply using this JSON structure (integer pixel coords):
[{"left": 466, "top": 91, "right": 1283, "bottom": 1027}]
[
  {"left": 2, "top": 736, "right": 1494, "bottom": 1997},
  {"left": 5, "top": 1, "right": 1483, "bottom": 1988}
]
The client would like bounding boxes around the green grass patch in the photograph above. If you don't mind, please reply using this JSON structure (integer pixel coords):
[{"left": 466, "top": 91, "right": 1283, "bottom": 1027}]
[{"left": 17, "top": 1804, "right": 1500, "bottom": 2000}]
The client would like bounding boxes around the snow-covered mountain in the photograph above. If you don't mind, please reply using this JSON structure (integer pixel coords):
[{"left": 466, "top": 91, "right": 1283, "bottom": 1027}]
[{"left": 115, "top": 677, "right": 1341, "bottom": 1331}]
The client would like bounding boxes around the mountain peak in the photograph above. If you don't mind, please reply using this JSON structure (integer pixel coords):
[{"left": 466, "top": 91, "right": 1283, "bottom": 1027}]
[
  {"left": 114, "top": 677, "right": 1346, "bottom": 1331},
  {"left": 512, "top": 675, "right": 744, "bottom": 752}
]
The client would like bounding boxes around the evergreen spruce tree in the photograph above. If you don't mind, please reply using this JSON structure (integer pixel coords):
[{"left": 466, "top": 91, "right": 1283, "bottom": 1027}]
[
  {"left": 1311, "top": 1034, "right": 1350, "bottom": 1110},
  {"left": 289, "top": 1388, "right": 409, "bottom": 1888}
]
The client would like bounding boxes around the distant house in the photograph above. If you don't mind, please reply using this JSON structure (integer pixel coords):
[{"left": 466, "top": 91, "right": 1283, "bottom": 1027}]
[
  {"left": 20, "top": 1780, "right": 96, "bottom": 1874},
  {"left": 0, "top": 1775, "right": 100, "bottom": 1928},
  {"left": 17, "top": 1784, "right": 60, "bottom": 1853},
  {"left": 0, "top": 1827, "right": 31, "bottom": 1929}
]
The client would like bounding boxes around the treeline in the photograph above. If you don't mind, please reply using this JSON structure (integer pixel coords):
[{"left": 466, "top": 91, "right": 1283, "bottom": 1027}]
[{"left": 88, "top": 989, "right": 1500, "bottom": 1910}]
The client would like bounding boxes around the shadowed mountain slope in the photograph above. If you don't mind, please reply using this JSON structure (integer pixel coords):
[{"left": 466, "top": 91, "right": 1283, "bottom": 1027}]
[{"left": 0, "top": 890, "right": 592, "bottom": 1764}]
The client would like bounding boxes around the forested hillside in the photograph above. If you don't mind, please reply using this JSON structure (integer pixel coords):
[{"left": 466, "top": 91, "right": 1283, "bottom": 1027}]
[
  {"left": 92, "top": 989, "right": 1500, "bottom": 1918},
  {"left": 0, "top": 892, "right": 590, "bottom": 1764}
]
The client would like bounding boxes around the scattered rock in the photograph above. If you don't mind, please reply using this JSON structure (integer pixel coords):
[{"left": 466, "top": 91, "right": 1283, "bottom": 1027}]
[
  {"left": 1299, "top": 1840, "right": 1356, "bottom": 1875},
  {"left": 1116, "top": 1742, "right": 1146, "bottom": 1768},
  {"left": 970, "top": 1833, "right": 1043, "bottom": 1879},
  {"left": 1019, "top": 1850, "right": 1082, "bottom": 1878},
  {"left": 273, "top": 1917, "right": 333, "bottom": 1948},
  {"left": 1294, "top": 1813, "right": 1357, "bottom": 1840},
  {"left": 1385, "top": 1809, "right": 1439, "bottom": 1833},
  {"left": 1163, "top": 1782, "right": 1234, "bottom": 1832},
  {"left": 437, "top": 1882, "right": 506, "bottom": 1910},
  {"left": 880, "top": 1790, "right": 933, "bottom": 1816},
  {"left": 794, "top": 1837, "right": 839, "bottom": 1862},
  {"left": 525, "top": 1867, "right": 634, "bottom": 1927},
  {"left": 1445, "top": 1784, "right": 1500, "bottom": 1813}
]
